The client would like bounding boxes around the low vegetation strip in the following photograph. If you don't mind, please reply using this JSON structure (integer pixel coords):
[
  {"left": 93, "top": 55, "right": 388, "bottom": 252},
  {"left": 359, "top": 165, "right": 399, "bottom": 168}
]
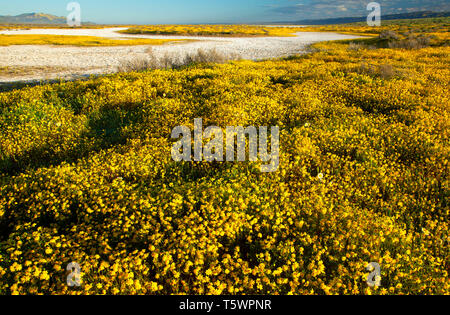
[
  {"left": 0, "top": 34, "right": 186, "bottom": 46},
  {"left": 0, "top": 24, "right": 125, "bottom": 31},
  {"left": 298, "top": 17, "right": 450, "bottom": 39},
  {"left": 120, "top": 24, "right": 306, "bottom": 37},
  {"left": 120, "top": 17, "right": 450, "bottom": 40}
]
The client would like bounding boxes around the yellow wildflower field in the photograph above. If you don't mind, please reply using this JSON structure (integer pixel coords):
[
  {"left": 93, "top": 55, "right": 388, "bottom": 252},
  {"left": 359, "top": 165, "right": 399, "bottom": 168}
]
[
  {"left": 120, "top": 24, "right": 306, "bottom": 37},
  {"left": 0, "top": 24, "right": 124, "bottom": 31},
  {"left": 121, "top": 17, "right": 449, "bottom": 39},
  {"left": 0, "top": 34, "right": 186, "bottom": 46},
  {"left": 0, "top": 20, "right": 448, "bottom": 295}
]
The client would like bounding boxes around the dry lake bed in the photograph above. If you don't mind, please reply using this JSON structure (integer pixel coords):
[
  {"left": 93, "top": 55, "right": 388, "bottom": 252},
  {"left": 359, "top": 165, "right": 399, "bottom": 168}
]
[{"left": 0, "top": 27, "right": 365, "bottom": 83}]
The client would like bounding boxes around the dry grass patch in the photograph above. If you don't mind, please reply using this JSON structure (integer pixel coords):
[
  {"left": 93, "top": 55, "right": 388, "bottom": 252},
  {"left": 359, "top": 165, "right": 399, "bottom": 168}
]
[{"left": 117, "top": 48, "right": 241, "bottom": 72}]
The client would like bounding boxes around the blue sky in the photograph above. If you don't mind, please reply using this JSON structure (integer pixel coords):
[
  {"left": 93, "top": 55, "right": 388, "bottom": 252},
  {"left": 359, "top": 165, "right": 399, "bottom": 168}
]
[{"left": 0, "top": 0, "right": 449, "bottom": 24}]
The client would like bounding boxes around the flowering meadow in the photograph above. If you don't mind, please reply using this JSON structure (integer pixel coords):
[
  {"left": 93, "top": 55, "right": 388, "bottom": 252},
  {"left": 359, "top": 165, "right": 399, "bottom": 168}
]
[
  {"left": 0, "top": 34, "right": 183, "bottom": 46},
  {"left": 0, "top": 20, "right": 448, "bottom": 295},
  {"left": 120, "top": 24, "right": 306, "bottom": 37}
]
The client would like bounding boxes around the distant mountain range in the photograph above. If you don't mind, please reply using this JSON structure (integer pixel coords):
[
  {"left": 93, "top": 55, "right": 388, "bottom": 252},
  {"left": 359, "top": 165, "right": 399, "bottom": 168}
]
[
  {"left": 273, "top": 11, "right": 450, "bottom": 25},
  {"left": 0, "top": 12, "right": 94, "bottom": 24}
]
